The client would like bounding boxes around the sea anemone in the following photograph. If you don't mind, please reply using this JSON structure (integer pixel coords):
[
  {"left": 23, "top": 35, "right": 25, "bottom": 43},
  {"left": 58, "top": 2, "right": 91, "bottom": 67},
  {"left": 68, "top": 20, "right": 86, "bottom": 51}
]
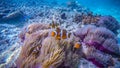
[
  {"left": 96, "top": 16, "right": 120, "bottom": 34},
  {"left": 81, "top": 44, "right": 114, "bottom": 67},
  {"left": 19, "top": 23, "right": 50, "bottom": 42},
  {"left": 16, "top": 23, "right": 81, "bottom": 68},
  {"left": 16, "top": 29, "right": 49, "bottom": 68},
  {"left": 74, "top": 25, "right": 120, "bottom": 67}
]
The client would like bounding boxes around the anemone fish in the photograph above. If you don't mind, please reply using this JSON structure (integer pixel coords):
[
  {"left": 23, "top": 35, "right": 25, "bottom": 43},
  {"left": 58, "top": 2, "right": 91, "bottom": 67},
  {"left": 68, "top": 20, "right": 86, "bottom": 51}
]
[
  {"left": 55, "top": 27, "right": 61, "bottom": 40},
  {"left": 50, "top": 27, "right": 71, "bottom": 40},
  {"left": 67, "top": 32, "right": 71, "bottom": 38},
  {"left": 50, "top": 20, "right": 59, "bottom": 28},
  {"left": 74, "top": 42, "right": 81, "bottom": 49},
  {"left": 61, "top": 29, "right": 67, "bottom": 39}
]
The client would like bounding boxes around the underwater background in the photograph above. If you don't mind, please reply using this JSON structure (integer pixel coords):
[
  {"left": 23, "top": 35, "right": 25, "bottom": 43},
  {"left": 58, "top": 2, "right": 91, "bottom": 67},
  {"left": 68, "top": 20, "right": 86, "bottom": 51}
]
[{"left": 0, "top": 0, "right": 120, "bottom": 68}]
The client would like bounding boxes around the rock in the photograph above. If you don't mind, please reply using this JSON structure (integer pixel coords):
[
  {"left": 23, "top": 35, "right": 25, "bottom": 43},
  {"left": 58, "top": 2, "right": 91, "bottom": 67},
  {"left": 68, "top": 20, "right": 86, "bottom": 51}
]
[
  {"left": 61, "top": 13, "right": 67, "bottom": 19},
  {"left": 0, "top": 9, "right": 11, "bottom": 13},
  {"left": 0, "top": 13, "right": 6, "bottom": 19},
  {"left": 2, "top": 10, "right": 24, "bottom": 21}
]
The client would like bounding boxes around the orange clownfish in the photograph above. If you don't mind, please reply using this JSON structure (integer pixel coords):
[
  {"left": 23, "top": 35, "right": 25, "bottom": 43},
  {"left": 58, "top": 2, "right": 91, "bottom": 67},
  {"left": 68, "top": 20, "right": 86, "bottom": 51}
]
[
  {"left": 74, "top": 42, "right": 81, "bottom": 49},
  {"left": 55, "top": 27, "right": 61, "bottom": 40},
  {"left": 49, "top": 20, "right": 59, "bottom": 28},
  {"left": 50, "top": 27, "right": 71, "bottom": 40},
  {"left": 67, "top": 32, "right": 71, "bottom": 38},
  {"left": 61, "top": 29, "right": 67, "bottom": 39},
  {"left": 51, "top": 31, "right": 56, "bottom": 37}
]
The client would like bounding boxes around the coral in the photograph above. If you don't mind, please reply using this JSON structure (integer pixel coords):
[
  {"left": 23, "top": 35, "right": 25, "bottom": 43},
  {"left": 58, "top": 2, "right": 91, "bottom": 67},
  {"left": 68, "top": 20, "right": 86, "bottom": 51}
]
[
  {"left": 61, "top": 13, "right": 67, "bottom": 19},
  {"left": 73, "top": 12, "right": 100, "bottom": 24},
  {"left": 1, "top": 3, "right": 120, "bottom": 68}
]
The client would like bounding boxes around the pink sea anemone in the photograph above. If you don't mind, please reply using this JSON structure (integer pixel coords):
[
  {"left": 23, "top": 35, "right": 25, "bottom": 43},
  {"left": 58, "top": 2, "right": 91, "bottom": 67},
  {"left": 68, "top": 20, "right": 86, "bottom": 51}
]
[{"left": 74, "top": 25, "right": 120, "bottom": 67}]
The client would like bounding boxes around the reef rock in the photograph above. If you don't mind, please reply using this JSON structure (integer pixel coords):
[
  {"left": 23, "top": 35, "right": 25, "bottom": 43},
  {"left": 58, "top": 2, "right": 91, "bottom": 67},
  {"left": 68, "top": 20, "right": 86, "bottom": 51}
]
[{"left": 2, "top": 10, "right": 24, "bottom": 21}]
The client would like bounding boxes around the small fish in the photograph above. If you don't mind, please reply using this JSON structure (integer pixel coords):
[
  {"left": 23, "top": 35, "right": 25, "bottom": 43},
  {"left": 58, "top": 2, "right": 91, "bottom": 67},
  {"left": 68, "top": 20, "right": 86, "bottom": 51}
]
[
  {"left": 67, "top": 32, "right": 71, "bottom": 38},
  {"left": 55, "top": 27, "right": 61, "bottom": 40},
  {"left": 74, "top": 42, "right": 81, "bottom": 49},
  {"left": 51, "top": 31, "right": 56, "bottom": 37},
  {"left": 49, "top": 20, "right": 59, "bottom": 28},
  {"left": 61, "top": 29, "right": 67, "bottom": 39},
  {"left": 50, "top": 26, "right": 71, "bottom": 40}
]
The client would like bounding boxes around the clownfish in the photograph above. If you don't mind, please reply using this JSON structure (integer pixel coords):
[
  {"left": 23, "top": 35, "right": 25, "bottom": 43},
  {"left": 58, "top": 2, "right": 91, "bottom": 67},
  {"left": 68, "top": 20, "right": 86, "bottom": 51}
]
[
  {"left": 49, "top": 20, "right": 72, "bottom": 40},
  {"left": 55, "top": 27, "right": 61, "bottom": 40},
  {"left": 67, "top": 32, "right": 71, "bottom": 38},
  {"left": 49, "top": 20, "right": 59, "bottom": 28},
  {"left": 61, "top": 29, "right": 67, "bottom": 39},
  {"left": 51, "top": 31, "right": 56, "bottom": 37},
  {"left": 74, "top": 42, "right": 81, "bottom": 49},
  {"left": 50, "top": 27, "right": 71, "bottom": 40}
]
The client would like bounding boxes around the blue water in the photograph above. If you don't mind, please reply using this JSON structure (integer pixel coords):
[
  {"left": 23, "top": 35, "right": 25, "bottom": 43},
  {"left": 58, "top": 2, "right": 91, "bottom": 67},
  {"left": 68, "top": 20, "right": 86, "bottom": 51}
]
[
  {"left": 2, "top": 0, "right": 120, "bottom": 22},
  {"left": 77, "top": 0, "right": 120, "bottom": 22}
]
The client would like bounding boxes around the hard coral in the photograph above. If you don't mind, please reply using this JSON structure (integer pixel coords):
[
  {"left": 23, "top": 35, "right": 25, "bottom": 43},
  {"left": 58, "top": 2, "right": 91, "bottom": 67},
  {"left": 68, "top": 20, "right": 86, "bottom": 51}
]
[{"left": 73, "top": 12, "right": 100, "bottom": 24}]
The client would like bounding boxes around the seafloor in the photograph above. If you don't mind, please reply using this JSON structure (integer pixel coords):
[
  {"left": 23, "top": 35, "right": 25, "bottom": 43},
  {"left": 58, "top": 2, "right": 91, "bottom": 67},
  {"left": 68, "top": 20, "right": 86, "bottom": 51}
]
[{"left": 0, "top": 0, "right": 120, "bottom": 68}]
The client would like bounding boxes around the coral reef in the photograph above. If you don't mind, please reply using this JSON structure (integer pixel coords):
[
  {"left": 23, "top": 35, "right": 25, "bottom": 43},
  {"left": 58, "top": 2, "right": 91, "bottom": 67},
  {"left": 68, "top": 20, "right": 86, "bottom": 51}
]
[
  {"left": 73, "top": 12, "right": 100, "bottom": 24},
  {"left": 1, "top": 2, "right": 120, "bottom": 68},
  {"left": 0, "top": 24, "right": 20, "bottom": 67}
]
